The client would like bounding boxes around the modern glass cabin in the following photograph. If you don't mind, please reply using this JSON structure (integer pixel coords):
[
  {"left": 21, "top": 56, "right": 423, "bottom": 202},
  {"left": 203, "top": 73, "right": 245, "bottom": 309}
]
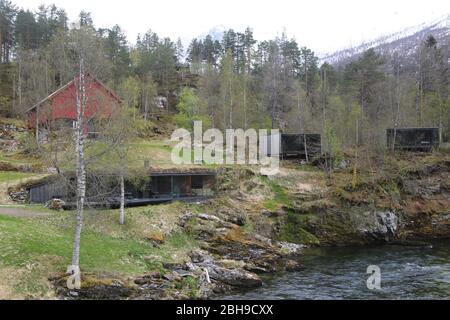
[{"left": 27, "top": 171, "right": 216, "bottom": 207}]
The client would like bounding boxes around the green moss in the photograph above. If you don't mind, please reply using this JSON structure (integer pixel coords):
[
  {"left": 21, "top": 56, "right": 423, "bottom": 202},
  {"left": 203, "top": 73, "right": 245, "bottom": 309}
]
[
  {"left": 176, "top": 276, "right": 199, "bottom": 299},
  {"left": 262, "top": 199, "right": 279, "bottom": 212},
  {"left": 261, "top": 176, "right": 292, "bottom": 210},
  {"left": 241, "top": 218, "right": 255, "bottom": 235},
  {"left": 276, "top": 212, "right": 320, "bottom": 245},
  {"left": 164, "top": 231, "right": 197, "bottom": 251}
]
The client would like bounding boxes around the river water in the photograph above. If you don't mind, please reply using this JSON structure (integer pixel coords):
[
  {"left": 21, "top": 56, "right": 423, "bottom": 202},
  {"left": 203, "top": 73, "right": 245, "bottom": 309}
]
[{"left": 222, "top": 241, "right": 450, "bottom": 300}]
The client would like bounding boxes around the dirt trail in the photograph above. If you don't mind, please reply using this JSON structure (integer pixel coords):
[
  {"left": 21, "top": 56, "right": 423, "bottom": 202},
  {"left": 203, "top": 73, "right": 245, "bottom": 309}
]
[{"left": 0, "top": 207, "right": 49, "bottom": 218}]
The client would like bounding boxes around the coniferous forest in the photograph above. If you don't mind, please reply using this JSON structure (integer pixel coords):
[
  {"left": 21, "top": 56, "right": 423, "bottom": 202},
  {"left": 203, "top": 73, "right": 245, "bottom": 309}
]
[{"left": 1, "top": 0, "right": 448, "bottom": 156}]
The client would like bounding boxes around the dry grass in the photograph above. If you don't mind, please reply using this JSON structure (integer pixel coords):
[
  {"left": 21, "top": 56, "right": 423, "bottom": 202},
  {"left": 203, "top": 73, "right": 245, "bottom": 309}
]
[{"left": 0, "top": 267, "right": 24, "bottom": 299}]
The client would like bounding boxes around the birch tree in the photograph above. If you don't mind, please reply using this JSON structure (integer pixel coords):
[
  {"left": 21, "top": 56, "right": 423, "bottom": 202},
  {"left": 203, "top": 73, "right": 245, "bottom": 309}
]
[
  {"left": 114, "top": 107, "right": 134, "bottom": 225},
  {"left": 71, "top": 57, "right": 87, "bottom": 268},
  {"left": 66, "top": 25, "right": 111, "bottom": 284}
]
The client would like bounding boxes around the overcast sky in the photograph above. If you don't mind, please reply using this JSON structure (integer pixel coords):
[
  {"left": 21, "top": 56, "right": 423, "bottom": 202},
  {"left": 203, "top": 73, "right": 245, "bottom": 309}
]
[{"left": 13, "top": 0, "right": 450, "bottom": 54}]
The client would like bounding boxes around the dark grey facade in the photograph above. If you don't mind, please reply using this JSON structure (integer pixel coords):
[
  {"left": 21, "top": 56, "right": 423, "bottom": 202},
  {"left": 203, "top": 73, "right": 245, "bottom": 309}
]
[
  {"left": 28, "top": 180, "right": 70, "bottom": 204},
  {"left": 27, "top": 171, "right": 216, "bottom": 207},
  {"left": 281, "top": 134, "right": 321, "bottom": 159},
  {"left": 387, "top": 128, "right": 440, "bottom": 151},
  {"left": 263, "top": 134, "right": 322, "bottom": 160}
]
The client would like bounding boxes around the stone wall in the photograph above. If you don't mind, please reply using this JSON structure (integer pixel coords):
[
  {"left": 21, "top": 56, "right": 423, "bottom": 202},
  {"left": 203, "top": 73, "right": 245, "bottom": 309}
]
[{"left": 8, "top": 188, "right": 28, "bottom": 203}]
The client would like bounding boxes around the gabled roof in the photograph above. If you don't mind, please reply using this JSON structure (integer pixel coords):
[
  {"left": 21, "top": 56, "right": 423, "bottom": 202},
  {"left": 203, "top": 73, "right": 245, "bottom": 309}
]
[{"left": 25, "top": 73, "right": 122, "bottom": 114}]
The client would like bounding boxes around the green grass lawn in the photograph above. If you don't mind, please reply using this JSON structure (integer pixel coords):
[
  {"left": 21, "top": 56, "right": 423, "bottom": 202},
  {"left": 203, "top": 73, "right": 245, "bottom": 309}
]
[
  {"left": 0, "top": 203, "right": 198, "bottom": 298},
  {"left": 57, "top": 139, "right": 179, "bottom": 171},
  {"left": 0, "top": 154, "right": 42, "bottom": 165},
  {"left": 0, "top": 214, "right": 151, "bottom": 274},
  {"left": 127, "top": 139, "right": 174, "bottom": 166},
  {"left": 0, "top": 171, "right": 39, "bottom": 183}
]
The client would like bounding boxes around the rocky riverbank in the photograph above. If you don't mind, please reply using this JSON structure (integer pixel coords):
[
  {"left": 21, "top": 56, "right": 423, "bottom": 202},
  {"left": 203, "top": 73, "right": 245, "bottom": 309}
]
[
  {"left": 281, "top": 153, "right": 450, "bottom": 246},
  {"left": 51, "top": 211, "right": 304, "bottom": 300}
]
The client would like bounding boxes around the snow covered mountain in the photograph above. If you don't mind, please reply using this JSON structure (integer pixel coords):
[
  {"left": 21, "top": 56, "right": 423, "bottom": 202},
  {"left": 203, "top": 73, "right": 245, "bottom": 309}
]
[
  {"left": 320, "top": 14, "right": 450, "bottom": 67},
  {"left": 198, "top": 25, "right": 227, "bottom": 42}
]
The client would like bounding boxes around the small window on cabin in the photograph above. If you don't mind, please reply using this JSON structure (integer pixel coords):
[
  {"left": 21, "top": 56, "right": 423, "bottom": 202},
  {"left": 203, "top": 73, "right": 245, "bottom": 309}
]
[
  {"left": 191, "top": 176, "right": 203, "bottom": 189},
  {"left": 191, "top": 176, "right": 203, "bottom": 196},
  {"left": 53, "top": 118, "right": 74, "bottom": 131},
  {"left": 87, "top": 119, "right": 95, "bottom": 133},
  {"left": 202, "top": 176, "right": 215, "bottom": 197},
  {"left": 174, "top": 176, "right": 190, "bottom": 197},
  {"left": 157, "top": 176, "right": 172, "bottom": 196}
]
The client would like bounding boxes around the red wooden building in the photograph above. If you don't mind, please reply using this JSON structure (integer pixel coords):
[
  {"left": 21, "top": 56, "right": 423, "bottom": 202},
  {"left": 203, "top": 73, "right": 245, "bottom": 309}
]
[{"left": 25, "top": 74, "right": 122, "bottom": 138}]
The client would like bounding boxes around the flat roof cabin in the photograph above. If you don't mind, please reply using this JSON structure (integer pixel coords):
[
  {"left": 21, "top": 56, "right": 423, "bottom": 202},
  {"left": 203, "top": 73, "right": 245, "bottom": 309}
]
[
  {"left": 387, "top": 128, "right": 440, "bottom": 151},
  {"left": 27, "top": 171, "right": 216, "bottom": 207},
  {"left": 261, "top": 133, "right": 322, "bottom": 160}
]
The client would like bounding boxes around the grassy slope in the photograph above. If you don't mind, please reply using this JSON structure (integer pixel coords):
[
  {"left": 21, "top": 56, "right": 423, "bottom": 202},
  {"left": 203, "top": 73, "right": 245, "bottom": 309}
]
[
  {"left": 0, "top": 202, "right": 198, "bottom": 299},
  {"left": 260, "top": 170, "right": 324, "bottom": 245},
  {"left": 2, "top": 151, "right": 449, "bottom": 298},
  {"left": 3, "top": 117, "right": 450, "bottom": 298},
  {"left": 0, "top": 117, "right": 216, "bottom": 298},
  {"left": 0, "top": 171, "right": 39, "bottom": 183}
]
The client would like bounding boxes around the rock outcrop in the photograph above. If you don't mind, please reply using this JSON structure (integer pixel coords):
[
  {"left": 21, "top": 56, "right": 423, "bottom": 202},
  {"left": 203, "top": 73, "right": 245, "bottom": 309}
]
[
  {"left": 177, "top": 211, "right": 303, "bottom": 295},
  {"left": 357, "top": 211, "right": 399, "bottom": 241}
]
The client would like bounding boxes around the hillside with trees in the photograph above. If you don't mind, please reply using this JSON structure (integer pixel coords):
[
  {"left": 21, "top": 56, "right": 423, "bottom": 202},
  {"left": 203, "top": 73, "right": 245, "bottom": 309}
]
[
  {"left": 0, "top": 0, "right": 448, "bottom": 153},
  {"left": 1, "top": 0, "right": 450, "bottom": 301}
]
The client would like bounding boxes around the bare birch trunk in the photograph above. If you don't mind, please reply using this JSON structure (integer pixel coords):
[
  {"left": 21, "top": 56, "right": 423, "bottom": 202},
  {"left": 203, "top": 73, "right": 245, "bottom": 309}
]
[
  {"left": 392, "top": 66, "right": 402, "bottom": 152},
  {"left": 321, "top": 69, "right": 327, "bottom": 168},
  {"left": 243, "top": 79, "right": 247, "bottom": 129},
  {"left": 119, "top": 173, "right": 125, "bottom": 225},
  {"left": 295, "top": 85, "right": 308, "bottom": 162},
  {"left": 18, "top": 56, "right": 22, "bottom": 107},
  {"left": 35, "top": 106, "right": 39, "bottom": 147},
  {"left": 144, "top": 91, "right": 149, "bottom": 121},
  {"left": 229, "top": 78, "right": 233, "bottom": 129},
  {"left": 71, "top": 59, "right": 87, "bottom": 268}
]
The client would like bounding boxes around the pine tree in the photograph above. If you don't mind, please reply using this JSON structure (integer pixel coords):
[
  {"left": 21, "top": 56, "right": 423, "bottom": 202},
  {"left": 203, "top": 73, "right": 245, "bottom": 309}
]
[{"left": 0, "top": 0, "right": 16, "bottom": 63}]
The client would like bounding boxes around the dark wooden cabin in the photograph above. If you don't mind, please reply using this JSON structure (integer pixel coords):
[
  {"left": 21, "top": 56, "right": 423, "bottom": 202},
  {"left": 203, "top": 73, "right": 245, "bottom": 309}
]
[
  {"left": 262, "top": 133, "right": 322, "bottom": 160},
  {"left": 387, "top": 128, "right": 440, "bottom": 151},
  {"left": 281, "top": 134, "right": 321, "bottom": 159},
  {"left": 27, "top": 171, "right": 216, "bottom": 207}
]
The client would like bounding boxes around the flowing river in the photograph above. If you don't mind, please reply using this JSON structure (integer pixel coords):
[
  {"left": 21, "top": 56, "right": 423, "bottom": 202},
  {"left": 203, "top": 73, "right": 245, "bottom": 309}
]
[{"left": 221, "top": 241, "right": 450, "bottom": 300}]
